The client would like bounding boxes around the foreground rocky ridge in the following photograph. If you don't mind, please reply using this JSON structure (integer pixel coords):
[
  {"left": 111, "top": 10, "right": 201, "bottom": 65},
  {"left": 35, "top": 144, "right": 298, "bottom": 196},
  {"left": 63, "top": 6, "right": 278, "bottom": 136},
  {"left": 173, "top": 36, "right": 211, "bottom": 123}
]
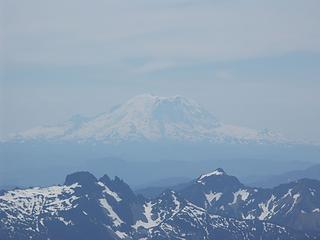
[
  {"left": 1, "top": 169, "right": 320, "bottom": 240},
  {"left": 181, "top": 168, "right": 320, "bottom": 232}
]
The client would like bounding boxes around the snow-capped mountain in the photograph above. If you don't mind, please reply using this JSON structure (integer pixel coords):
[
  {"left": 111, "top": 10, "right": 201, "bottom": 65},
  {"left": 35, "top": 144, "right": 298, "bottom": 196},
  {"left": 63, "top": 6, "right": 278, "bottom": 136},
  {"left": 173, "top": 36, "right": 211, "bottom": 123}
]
[
  {"left": 181, "top": 168, "right": 320, "bottom": 232},
  {"left": 1, "top": 170, "right": 320, "bottom": 240},
  {"left": 138, "top": 190, "right": 311, "bottom": 240},
  {"left": 9, "top": 94, "right": 288, "bottom": 144}
]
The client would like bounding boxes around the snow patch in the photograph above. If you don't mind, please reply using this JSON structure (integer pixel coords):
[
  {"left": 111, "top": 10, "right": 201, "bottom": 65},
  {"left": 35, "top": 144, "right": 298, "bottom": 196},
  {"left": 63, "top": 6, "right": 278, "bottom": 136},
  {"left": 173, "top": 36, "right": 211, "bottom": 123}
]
[
  {"left": 258, "top": 195, "right": 276, "bottom": 220},
  {"left": 115, "top": 230, "right": 128, "bottom": 239},
  {"left": 205, "top": 192, "right": 222, "bottom": 204},
  {"left": 133, "top": 202, "right": 160, "bottom": 229},
  {"left": 198, "top": 169, "right": 225, "bottom": 183},
  {"left": 286, "top": 193, "right": 300, "bottom": 215},
  {"left": 99, "top": 199, "right": 123, "bottom": 227},
  {"left": 230, "top": 189, "right": 250, "bottom": 204},
  {"left": 97, "top": 182, "right": 122, "bottom": 202}
]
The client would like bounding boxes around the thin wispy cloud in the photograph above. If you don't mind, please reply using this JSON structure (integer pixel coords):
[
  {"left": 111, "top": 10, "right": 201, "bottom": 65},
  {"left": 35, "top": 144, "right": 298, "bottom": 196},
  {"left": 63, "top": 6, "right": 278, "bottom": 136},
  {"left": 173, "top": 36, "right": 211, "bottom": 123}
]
[
  {"left": 2, "top": 0, "right": 320, "bottom": 68},
  {"left": 133, "top": 61, "right": 178, "bottom": 74}
]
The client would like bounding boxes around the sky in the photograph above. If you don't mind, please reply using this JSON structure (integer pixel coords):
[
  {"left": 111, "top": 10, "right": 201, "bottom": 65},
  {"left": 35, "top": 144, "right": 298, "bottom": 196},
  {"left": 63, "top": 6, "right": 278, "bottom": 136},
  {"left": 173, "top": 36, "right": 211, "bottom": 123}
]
[{"left": 1, "top": 0, "right": 320, "bottom": 142}]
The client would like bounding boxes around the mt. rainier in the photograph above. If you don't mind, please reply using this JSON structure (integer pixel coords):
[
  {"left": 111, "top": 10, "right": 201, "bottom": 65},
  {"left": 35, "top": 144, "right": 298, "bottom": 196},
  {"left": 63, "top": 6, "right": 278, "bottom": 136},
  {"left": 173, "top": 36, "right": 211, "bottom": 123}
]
[{"left": 10, "top": 94, "right": 287, "bottom": 144}]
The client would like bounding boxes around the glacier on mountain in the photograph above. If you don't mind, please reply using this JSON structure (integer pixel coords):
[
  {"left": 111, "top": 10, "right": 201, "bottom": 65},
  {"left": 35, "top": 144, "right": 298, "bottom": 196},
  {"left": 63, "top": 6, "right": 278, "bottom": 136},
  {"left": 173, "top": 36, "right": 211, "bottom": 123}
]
[{"left": 8, "top": 94, "right": 289, "bottom": 144}]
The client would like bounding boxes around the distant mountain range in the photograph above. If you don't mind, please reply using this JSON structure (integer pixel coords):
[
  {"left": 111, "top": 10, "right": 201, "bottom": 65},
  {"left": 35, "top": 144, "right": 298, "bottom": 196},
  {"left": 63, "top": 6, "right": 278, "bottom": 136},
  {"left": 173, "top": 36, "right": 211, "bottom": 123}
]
[
  {"left": 1, "top": 169, "right": 320, "bottom": 240},
  {"left": 2, "top": 94, "right": 320, "bottom": 190},
  {"left": 7, "top": 94, "right": 290, "bottom": 144},
  {"left": 245, "top": 164, "right": 320, "bottom": 188}
]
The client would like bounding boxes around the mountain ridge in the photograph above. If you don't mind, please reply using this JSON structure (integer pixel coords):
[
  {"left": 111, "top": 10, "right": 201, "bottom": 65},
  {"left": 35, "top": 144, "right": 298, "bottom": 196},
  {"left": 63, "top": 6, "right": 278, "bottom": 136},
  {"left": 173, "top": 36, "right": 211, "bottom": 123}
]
[
  {"left": 245, "top": 164, "right": 320, "bottom": 188},
  {"left": 180, "top": 169, "right": 320, "bottom": 232},
  {"left": 1, "top": 168, "right": 320, "bottom": 240}
]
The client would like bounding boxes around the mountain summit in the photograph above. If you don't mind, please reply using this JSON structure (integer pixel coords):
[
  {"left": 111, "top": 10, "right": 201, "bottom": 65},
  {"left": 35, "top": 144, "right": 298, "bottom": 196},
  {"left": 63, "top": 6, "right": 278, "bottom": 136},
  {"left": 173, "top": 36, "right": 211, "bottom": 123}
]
[{"left": 10, "top": 94, "right": 287, "bottom": 144}]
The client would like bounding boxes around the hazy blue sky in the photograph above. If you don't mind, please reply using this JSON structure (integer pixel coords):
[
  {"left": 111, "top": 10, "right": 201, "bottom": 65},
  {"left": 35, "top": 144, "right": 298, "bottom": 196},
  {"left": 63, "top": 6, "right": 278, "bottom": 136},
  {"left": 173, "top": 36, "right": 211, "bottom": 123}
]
[{"left": 1, "top": 0, "right": 320, "bottom": 142}]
